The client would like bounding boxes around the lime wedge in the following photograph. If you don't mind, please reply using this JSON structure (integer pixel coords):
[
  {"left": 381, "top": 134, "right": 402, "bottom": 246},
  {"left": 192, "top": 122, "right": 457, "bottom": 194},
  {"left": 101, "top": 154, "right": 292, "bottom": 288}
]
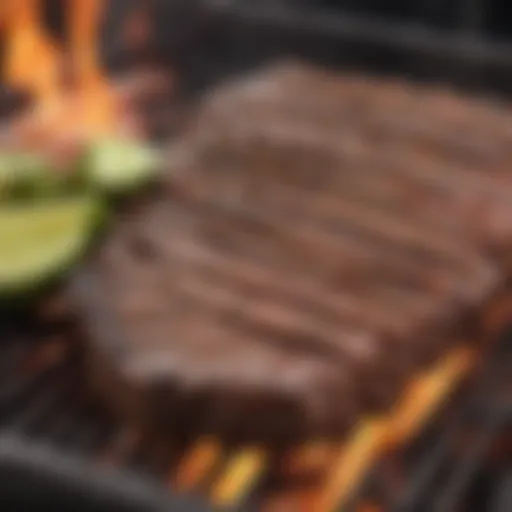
[
  {"left": 88, "top": 138, "right": 160, "bottom": 193},
  {"left": 0, "top": 152, "right": 50, "bottom": 199},
  {"left": 0, "top": 196, "right": 101, "bottom": 296}
]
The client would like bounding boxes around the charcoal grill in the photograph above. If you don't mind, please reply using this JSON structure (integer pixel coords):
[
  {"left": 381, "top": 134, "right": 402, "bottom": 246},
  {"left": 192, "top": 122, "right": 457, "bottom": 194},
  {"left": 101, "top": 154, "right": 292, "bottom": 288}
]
[{"left": 1, "top": 0, "right": 512, "bottom": 511}]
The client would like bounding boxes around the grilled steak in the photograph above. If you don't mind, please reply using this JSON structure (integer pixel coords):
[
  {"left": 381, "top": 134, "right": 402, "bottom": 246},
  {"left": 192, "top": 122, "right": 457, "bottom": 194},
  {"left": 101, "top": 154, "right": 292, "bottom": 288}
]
[{"left": 75, "top": 63, "right": 509, "bottom": 445}]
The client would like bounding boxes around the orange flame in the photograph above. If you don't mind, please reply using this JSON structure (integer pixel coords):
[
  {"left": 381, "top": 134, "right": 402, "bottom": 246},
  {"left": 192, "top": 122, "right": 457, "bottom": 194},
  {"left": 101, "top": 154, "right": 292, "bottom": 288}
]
[
  {"left": 3, "top": 0, "right": 117, "bottom": 138},
  {"left": 67, "top": 0, "right": 116, "bottom": 134},
  {"left": 4, "top": 0, "right": 60, "bottom": 109}
]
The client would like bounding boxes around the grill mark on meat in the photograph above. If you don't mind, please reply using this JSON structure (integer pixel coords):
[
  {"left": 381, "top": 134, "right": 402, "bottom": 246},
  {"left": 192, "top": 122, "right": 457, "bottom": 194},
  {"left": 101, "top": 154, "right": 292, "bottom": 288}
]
[
  {"left": 205, "top": 64, "right": 512, "bottom": 156},
  {"left": 195, "top": 97, "right": 512, "bottom": 194},
  {"left": 123, "top": 195, "right": 495, "bottom": 311},
  {"left": 109, "top": 218, "right": 460, "bottom": 370},
  {"left": 116, "top": 265, "right": 403, "bottom": 413},
  {"left": 180, "top": 148, "right": 512, "bottom": 268},
  {"left": 98, "top": 191, "right": 493, "bottom": 374},
  {"left": 116, "top": 301, "right": 358, "bottom": 440},
  {"left": 183, "top": 120, "right": 512, "bottom": 256},
  {"left": 201, "top": 90, "right": 512, "bottom": 170},
  {"left": 164, "top": 192, "right": 493, "bottom": 299}
]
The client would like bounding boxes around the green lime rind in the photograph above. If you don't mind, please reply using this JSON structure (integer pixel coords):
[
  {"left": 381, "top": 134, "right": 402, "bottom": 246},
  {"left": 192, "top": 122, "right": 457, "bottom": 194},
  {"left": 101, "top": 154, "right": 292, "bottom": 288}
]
[
  {"left": 0, "top": 151, "right": 83, "bottom": 201},
  {"left": 0, "top": 152, "right": 51, "bottom": 199},
  {"left": 0, "top": 195, "right": 104, "bottom": 298},
  {"left": 86, "top": 137, "right": 161, "bottom": 194}
]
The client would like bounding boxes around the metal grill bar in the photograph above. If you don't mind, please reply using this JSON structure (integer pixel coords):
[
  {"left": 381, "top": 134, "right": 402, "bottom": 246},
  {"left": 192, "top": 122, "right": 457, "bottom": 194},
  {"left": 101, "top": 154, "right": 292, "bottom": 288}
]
[
  {"left": 0, "top": 434, "right": 209, "bottom": 512},
  {"left": 393, "top": 438, "right": 451, "bottom": 512},
  {"left": 207, "top": 1, "right": 512, "bottom": 69},
  {"left": 432, "top": 418, "right": 506, "bottom": 511},
  {"left": 491, "top": 473, "right": 512, "bottom": 512}
]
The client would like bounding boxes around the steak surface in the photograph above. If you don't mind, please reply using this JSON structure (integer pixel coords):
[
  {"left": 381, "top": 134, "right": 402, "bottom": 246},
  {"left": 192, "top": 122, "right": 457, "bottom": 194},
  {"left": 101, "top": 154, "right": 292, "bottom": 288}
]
[{"left": 75, "top": 63, "right": 511, "bottom": 445}]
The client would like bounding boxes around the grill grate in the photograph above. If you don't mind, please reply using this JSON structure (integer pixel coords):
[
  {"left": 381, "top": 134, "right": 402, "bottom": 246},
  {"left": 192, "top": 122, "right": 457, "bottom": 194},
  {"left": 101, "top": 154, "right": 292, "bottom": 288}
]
[
  {"left": 0, "top": 311, "right": 509, "bottom": 511},
  {"left": 391, "top": 329, "right": 512, "bottom": 512}
]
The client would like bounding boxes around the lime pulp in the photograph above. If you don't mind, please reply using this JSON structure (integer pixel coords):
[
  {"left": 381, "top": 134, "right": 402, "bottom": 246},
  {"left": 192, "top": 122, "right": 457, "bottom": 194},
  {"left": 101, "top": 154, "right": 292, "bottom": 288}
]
[{"left": 0, "top": 196, "right": 101, "bottom": 295}]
